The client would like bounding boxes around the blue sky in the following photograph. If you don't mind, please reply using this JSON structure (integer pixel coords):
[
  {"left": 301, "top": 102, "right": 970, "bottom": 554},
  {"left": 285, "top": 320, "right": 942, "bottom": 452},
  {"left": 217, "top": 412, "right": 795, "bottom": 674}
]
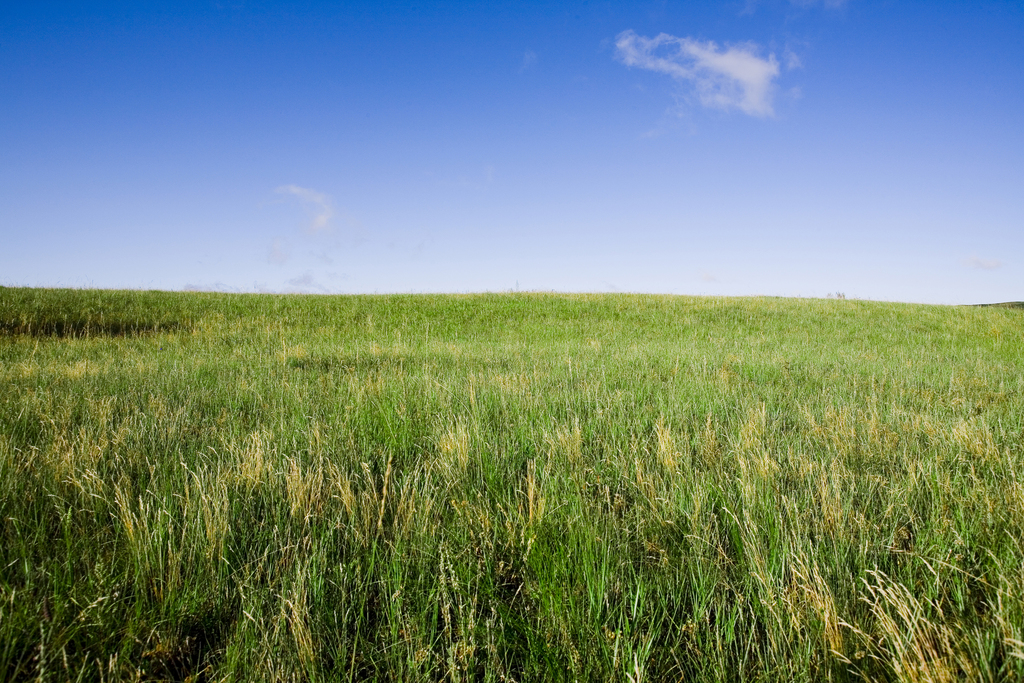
[{"left": 2, "top": 1, "right": 1021, "bottom": 303}]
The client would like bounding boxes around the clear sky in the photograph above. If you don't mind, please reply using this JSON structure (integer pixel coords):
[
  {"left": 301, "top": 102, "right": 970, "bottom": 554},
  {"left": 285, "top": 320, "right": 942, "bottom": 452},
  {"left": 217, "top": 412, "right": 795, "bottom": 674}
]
[{"left": 2, "top": 1, "right": 1021, "bottom": 303}]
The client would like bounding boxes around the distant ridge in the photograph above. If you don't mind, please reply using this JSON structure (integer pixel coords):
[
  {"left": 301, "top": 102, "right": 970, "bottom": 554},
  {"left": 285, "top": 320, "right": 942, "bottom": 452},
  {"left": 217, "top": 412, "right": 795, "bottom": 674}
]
[{"left": 974, "top": 301, "right": 1024, "bottom": 309}]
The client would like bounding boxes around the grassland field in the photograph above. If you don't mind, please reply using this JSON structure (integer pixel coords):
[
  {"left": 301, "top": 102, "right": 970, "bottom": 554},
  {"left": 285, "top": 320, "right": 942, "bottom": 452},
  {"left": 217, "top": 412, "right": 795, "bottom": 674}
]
[{"left": 1, "top": 286, "right": 1023, "bottom": 682}]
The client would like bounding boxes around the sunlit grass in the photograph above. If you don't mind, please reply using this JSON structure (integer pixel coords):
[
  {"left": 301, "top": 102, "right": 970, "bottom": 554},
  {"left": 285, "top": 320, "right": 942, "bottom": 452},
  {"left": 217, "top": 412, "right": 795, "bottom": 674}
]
[{"left": 1, "top": 287, "right": 1022, "bottom": 681}]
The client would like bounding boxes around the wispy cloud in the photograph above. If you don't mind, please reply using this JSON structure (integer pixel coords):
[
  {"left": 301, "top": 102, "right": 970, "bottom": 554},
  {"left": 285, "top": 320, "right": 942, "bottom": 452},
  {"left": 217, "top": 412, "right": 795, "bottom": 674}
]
[
  {"left": 615, "top": 30, "right": 780, "bottom": 117},
  {"left": 790, "top": 0, "right": 848, "bottom": 8},
  {"left": 286, "top": 270, "right": 329, "bottom": 293},
  {"left": 432, "top": 164, "right": 497, "bottom": 190},
  {"left": 182, "top": 281, "right": 243, "bottom": 293},
  {"left": 520, "top": 50, "right": 538, "bottom": 72},
  {"left": 267, "top": 238, "right": 290, "bottom": 265},
  {"left": 964, "top": 256, "right": 1002, "bottom": 270},
  {"left": 275, "top": 184, "right": 334, "bottom": 233},
  {"left": 744, "top": 0, "right": 847, "bottom": 12}
]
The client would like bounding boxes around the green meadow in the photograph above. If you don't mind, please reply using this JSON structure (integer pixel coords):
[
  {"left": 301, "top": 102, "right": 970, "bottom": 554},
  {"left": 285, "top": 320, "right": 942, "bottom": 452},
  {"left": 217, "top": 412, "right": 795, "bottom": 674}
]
[{"left": 1, "top": 286, "right": 1023, "bottom": 682}]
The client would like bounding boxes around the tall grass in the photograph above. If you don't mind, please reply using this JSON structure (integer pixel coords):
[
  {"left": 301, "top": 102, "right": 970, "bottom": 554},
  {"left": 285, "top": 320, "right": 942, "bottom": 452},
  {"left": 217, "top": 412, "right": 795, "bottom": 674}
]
[{"left": 1, "top": 287, "right": 1022, "bottom": 681}]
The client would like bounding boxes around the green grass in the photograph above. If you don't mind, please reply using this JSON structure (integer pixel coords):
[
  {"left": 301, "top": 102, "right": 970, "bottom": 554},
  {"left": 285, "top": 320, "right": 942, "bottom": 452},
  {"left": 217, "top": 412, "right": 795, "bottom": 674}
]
[{"left": 1, "top": 286, "right": 1023, "bottom": 681}]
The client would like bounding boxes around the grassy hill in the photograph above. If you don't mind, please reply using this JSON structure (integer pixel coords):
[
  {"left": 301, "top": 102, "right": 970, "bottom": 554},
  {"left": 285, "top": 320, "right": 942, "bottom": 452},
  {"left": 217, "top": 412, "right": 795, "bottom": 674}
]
[{"left": 1, "top": 287, "right": 1022, "bottom": 681}]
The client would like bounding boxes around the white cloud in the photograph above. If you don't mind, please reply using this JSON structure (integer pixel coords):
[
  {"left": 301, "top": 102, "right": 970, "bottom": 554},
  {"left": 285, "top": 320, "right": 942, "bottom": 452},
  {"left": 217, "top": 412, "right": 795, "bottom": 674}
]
[
  {"left": 615, "top": 30, "right": 780, "bottom": 117},
  {"left": 964, "top": 256, "right": 1002, "bottom": 270},
  {"left": 275, "top": 184, "right": 334, "bottom": 233}
]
